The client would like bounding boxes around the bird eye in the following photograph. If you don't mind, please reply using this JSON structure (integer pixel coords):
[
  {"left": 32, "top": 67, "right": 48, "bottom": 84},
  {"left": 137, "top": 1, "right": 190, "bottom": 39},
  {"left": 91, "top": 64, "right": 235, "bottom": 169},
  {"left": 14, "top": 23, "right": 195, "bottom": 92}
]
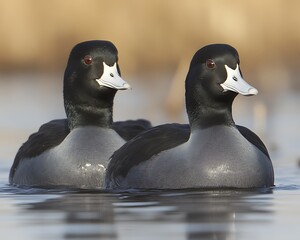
[
  {"left": 206, "top": 59, "right": 216, "bottom": 69},
  {"left": 83, "top": 55, "right": 93, "bottom": 65}
]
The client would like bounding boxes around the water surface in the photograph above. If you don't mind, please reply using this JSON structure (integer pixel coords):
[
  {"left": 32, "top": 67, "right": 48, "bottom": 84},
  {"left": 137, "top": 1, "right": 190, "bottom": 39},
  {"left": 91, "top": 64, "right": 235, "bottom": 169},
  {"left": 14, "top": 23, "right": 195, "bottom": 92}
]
[{"left": 1, "top": 162, "right": 300, "bottom": 240}]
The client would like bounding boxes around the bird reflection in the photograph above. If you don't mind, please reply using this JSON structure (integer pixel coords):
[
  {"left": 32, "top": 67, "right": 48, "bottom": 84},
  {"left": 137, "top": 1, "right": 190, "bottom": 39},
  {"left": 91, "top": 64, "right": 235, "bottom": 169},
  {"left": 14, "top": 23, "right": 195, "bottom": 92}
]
[
  {"left": 25, "top": 190, "right": 118, "bottom": 239},
  {"left": 22, "top": 188, "right": 273, "bottom": 240},
  {"left": 116, "top": 188, "right": 274, "bottom": 240}
]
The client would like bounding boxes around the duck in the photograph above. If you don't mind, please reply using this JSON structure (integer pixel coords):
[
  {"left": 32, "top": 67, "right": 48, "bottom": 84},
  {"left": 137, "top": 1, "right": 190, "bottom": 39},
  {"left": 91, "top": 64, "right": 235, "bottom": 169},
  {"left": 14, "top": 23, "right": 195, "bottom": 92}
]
[
  {"left": 9, "top": 40, "right": 151, "bottom": 189},
  {"left": 105, "top": 44, "right": 274, "bottom": 190}
]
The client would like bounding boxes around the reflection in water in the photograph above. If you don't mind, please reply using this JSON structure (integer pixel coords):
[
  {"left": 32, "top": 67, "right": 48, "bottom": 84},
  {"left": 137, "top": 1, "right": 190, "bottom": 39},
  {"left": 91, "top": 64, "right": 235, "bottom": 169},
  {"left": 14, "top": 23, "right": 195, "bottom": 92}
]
[
  {"left": 116, "top": 189, "right": 273, "bottom": 240},
  {"left": 21, "top": 189, "right": 273, "bottom": 240},
  {"left": 25, "top": 191, "right": 119, "bottom": 239}
]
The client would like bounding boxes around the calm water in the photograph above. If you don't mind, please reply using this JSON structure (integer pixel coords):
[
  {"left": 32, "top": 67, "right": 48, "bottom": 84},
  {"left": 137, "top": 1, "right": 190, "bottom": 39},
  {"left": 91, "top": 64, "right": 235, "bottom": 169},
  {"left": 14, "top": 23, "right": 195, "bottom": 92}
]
[{"left": 1, "top": 74, "right": 300, "bottom": 239}]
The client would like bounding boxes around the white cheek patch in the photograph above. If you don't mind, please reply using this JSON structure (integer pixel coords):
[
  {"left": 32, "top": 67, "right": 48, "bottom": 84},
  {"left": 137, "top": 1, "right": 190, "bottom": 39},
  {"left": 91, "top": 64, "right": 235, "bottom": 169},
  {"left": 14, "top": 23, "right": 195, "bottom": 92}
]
[
  {"left": 96, "top": 62, "right": 131, "bottom": 90},
  {"left": 220, "top": 64, "right": 258, "bottom": 96}
]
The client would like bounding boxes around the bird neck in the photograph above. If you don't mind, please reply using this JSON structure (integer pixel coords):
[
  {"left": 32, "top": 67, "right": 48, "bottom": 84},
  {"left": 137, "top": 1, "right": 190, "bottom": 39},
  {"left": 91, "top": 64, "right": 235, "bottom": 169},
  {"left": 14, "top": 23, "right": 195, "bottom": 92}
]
[
  {"left": 187, "top": 105, "right": 235, "bottom": 130},
  {"left": 185, "top": 90, "right": 236, "bottom": 131},
  {"left": 65, "top": 102, "right": 114, "bottom": 130},
  {"left": 63, "top": 81, "right": 117, "bottom": 130}
]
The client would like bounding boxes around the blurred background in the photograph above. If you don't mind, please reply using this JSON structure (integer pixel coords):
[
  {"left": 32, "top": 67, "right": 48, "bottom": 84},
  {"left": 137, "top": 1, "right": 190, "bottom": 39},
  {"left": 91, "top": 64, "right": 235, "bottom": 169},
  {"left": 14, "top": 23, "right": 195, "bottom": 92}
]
[{"left": 0, "top": 0, "right": 300, "bottom": 166}]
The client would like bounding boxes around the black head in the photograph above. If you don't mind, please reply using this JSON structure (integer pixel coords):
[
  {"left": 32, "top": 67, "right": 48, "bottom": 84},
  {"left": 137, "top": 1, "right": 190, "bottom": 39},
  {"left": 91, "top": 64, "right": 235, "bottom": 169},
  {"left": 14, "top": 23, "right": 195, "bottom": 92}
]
[
  {"left": 185, "top": 44, "right": 257, "bottom": 129},
  {"left": 63, "top": 40, "right": 130, "bottom": 130}
]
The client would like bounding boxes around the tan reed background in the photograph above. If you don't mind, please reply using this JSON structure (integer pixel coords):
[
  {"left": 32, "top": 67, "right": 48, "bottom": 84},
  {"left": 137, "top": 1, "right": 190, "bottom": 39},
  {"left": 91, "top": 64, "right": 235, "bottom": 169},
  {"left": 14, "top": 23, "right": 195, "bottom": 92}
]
[{"left": 0, "top": 0, "right": 299, "bottom": 76}]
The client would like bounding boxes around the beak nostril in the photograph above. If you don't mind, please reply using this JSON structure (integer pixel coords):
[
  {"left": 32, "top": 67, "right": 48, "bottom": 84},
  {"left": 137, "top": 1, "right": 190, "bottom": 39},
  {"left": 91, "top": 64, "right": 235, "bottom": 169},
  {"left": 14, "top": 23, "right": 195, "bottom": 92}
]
[{"left": 222, "top": 64, "right": 257, "bottom": 95}]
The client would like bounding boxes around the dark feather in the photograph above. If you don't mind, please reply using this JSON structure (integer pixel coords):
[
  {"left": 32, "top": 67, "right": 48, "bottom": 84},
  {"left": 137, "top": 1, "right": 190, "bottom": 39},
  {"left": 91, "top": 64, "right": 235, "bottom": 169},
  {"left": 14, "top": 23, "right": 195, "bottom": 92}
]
[
  {"left": 236, "top": 125, "right": 270, "bottom": 159},
  {"left": 9, "top": 119, "right": 68, "bottom": 182},
  {"left": 106, "top": 123, "right": 190, "bottom": 181},
  {"left": 112, "top": 119, "right": 152, "bottom": 141}
]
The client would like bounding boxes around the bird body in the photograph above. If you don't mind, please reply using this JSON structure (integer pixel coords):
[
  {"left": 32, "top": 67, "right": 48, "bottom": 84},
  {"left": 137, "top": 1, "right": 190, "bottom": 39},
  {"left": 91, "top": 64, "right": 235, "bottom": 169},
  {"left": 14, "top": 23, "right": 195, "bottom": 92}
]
[
  {"left": 113, "top": 125, "right": 273, "bottom": 189},
  {"left": 12, "top": 127, "right": 124, "bottom": 188}
]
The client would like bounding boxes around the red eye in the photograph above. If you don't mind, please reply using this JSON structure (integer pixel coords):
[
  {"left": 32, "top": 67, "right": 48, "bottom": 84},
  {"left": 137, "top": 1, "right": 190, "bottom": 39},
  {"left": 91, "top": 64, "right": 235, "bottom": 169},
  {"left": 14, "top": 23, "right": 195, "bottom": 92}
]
[
  {"left": 83, "top": 55, "right": 93, "bottom": 65},
  {"left": 206, "top": 59, "right": 216, "bottom": 69}
]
